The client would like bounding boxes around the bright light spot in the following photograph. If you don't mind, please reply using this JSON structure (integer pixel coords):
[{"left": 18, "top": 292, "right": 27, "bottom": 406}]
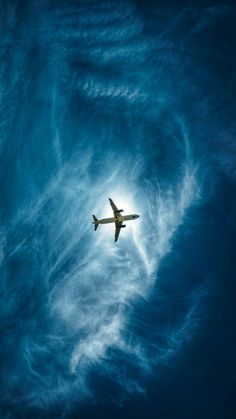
[{"left": 99, "top": 190, "right": 138, "bottom": 218}]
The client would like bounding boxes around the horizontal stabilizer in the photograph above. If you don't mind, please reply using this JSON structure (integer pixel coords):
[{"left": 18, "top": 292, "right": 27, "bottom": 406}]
[{"left": 92, "top": 214, "right": 99, "bottom": 231}]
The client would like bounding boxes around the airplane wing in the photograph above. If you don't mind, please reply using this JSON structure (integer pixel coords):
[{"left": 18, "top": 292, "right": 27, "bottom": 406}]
[
  {"left": 115, "top": 221, "right": 123, "bottom": 242},
  {"left": 109, "top": 198, "right": 124, "bottom": 241},
  {"left": 109, "top": 198, "right": 119, "bottom": 216}
]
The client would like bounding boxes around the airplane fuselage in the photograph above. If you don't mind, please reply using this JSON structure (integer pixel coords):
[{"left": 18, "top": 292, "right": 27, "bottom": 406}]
[{"left": 95, "top": 214, "right": 139, "bottom": 224}]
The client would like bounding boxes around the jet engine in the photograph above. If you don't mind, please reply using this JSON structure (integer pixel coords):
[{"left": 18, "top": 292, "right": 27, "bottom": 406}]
[{"left": 121, "top": 225, "right": 126, "bottom": 228}]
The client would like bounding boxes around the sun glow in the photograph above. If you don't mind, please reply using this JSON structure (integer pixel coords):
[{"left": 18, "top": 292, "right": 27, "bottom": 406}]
[{"left": 98, "top": 191, "right": 138, "bottom": 219}]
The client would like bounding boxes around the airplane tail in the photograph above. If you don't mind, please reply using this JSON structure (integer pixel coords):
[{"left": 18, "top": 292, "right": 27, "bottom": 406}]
[{"left": 92, "top": 215, "right": 99, "bottom": 231}]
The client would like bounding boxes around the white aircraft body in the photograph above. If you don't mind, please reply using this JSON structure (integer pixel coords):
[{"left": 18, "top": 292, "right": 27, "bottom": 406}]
[{"left": 92, "top": 198, "right": 139, "bottom": 242}]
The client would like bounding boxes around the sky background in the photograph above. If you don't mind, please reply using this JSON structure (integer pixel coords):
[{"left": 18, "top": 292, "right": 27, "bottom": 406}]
[{"left": 0, "top": 0, "right": 236, "bottom": 418}]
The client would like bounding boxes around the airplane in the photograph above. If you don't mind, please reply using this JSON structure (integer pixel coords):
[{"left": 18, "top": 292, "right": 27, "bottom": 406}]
[{"left": 92, "top": 198, "right": 139, "bottom": 242}]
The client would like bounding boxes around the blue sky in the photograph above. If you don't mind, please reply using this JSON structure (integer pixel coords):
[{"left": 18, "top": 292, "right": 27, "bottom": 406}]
[{"left": 0, "top": 1, "right": 236, "bottom": 418}]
